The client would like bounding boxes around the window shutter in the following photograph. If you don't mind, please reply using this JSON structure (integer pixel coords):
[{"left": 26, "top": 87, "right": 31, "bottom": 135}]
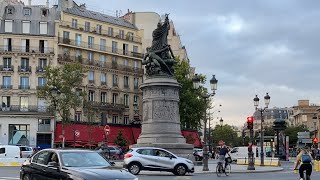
[
  {"left": 22, "top": 21, "right": 30, "bottom": 34},
  {"left": 5, "top": 20, "right": 13, "bottom": 33},
  {"left": 39, "top": 22, "right": 47, "bottom": 34}
]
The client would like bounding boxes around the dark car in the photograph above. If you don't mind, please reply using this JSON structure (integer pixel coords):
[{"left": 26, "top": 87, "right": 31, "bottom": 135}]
[{"left": 20, "top": 149, "right": 137, "bottom": 180}]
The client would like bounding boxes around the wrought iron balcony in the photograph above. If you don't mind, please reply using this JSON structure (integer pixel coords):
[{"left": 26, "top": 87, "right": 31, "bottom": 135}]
[
  {"left": 0, "top": 65, "right": 14, "bottom": 72},
  {"left": 1, "top": 84, "right": 12, "bottom": 89},
  {"left": 88, "top": 80, "right": 95, "bottom": 84},
  {"left": 86, "top": 101, "right": 126, "bottom": 111},
  {"left": 60, "top": 21, "right": 142, "bottom": 43},
  {"left": 0, "top": 105, "right": 47, "bottom": 113},
  {"left": 18, "top": 66, "right": 31, "bottom": 73},
  {"left": 101, "top": 81, "right": 107, "bottom": 86},
  {"left": 19, "top": 85, "right": 30, "bottom": 89},
  {"left": 58, "top": 37, "right": 144, "bottom": 59},
  {"left": 36, "top": 66, "right": 46, "bottom": 72},
  {"left": 0, "top": 45, "right": 54, "bottom": 54}
]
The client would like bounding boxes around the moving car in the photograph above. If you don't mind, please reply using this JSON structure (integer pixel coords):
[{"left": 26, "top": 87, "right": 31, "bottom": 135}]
[
  {"left": 18, "top": 146, "right": 33, "bottom": 158},
  {"left": 20, "top": 149, "right": 137, "bottom": 180},
  {"left": 230, "top": 146, "right": 258, "bottom": 161},
  {"left": 123, "top": 147, "right": 194, "bottom": 176},
  {"left": 193, "top": 148, "right": 203, "bottom": 161},
  {"left": 95, "top": 145, "right": 121, "bottom": 159},
  {"left": 0, "top": 145, "right": 20, "bottom": 158}
]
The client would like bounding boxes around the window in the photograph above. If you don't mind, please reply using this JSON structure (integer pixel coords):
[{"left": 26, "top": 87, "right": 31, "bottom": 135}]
[
  {"left": 133, "top": 46, "right": 138, "bottom": 53},
  {"left": 88, "top": 36, "right": 94, "bottom": 48},
  {"left": 99, "top": 55, "right": 106, "bottom": 67},
  {"left": 23, "top": 8, "right": 31, "bottom": 16},
  {"left": 127, "top": 32, "right": 134, "bottom": 41},
  {"left": 6, "top": 7, "right": 14, "bottom": 15},
  {"left": 108, "top": 27, "right": 113, "bottom": 36},
  {"left": 75, "top": 34, "right": 82, "bottom": 46},
  {"left": 88, "top": 52, "right": 93, "bottom": 64},
  {"left": 35, "top": 151, "right": 50, "bottom": 165},
  {"left": 41, "top": 9, "right": 48, "bottom": 17},
  {"left": 112, "top": 41, "right": 118, "bottom": 53},
  {"left": 63, "top": 31, "right": 70, "bottom": 39},
  {"left": 21, "top": 39, "right": 30, "bottom": 52},
  {"left": 88, "top": 90, "right": 95, "bottom": 102},
  {"left": 85, "top": 22, "right": 90, "bottom": 32},
  {"left": 137, "top": 149, "right": 153, "bottom": 156},
  {"left": 21, "top": 58, "right": 29, "bottom": 69},
  {"left": 39, "top": 22, "right": 48, "bottom": 34},
  {"left": 3, "top": 58, "right": 11, "bottom": 69},
  {"left": 124, "top": 59, "right": 128, "bottom": 66},
  {"left": 123, "top": 44, "right": 128, "bottom": 55},
  {"left": 38, "top": 77, "right": 46, "bottom": 88},
  {"left": 20, "top": 96, "right": 29, "bottom": 111},
  {"left": 39, "top": 59, "right": 47, "bottom": 69},
  {"left": 75, "top": 112, "right": 81, "bottom": 122},
  {"left": 96, "top": 24, "right": 102, "bottom": 34},
  {"left": 88, "top": 71, "right": 94, "bottom": 81},
  {"left": 20, "top": 76, "right": 29, "bottom": 89},
  {"left": 124, "top": 116, "right": 129, "bottom": 124},
  {"left": 4, "top": 38, "right": 12, "bottom": 51},
  {"left": 22, "top": 21, "right": 30, "bottom": 33},
  {"left": 5, "top": 20, "right": 13, "bottom": 33},
  {"left": 134, "top": 60, "right": 138, "bottom": 68},
  {"left": 0, "top": 148, "right": 5, "bottom": 154},
  {"left": 134, "top": 78, "right": 139, "bottom": 89},
  {"left": 101, "top": 92, "right": 107, "bottom": 103},
  {"left": 39, "top": 40, "right": 48, "bottom": 53},
  {"left": 72, "top": 19, "right": 78, "bottom": 29},
  {"left": 124, "top": 76, "right": 129, "bottom": 88},
  {"left": 37, "top": 98, "right": 46, "bottom": 112},
  {"left": 112, "top": 115, "right": 118, "bottom": 124},
  {"left": 2, "top": 76, "right": 11, "bottom": 89},
  {"left": 112, "top": 93, "right": 118, "bottom": 104},
  {"left": 124, "top": 94, "right": 129, "bottom": 106},
  {"left": 100, "top": 73, "right": 106, "bottom": 85},
  {"left": 134, "top": 95, "right": 139, "bottom": 105},
  {"left": 100, "top": 39, "right": 106, "bottom": 51},
  {"left": 8, "top": 124, "right": 30, "bottom": 145},
  {"left": 119, "top": 30, "right": 124, "bottom": 39},
  {"left": 112, "top": 74, "right": 118, "bottom": 86},
  {"left": 2, "top": 96, "right": 10, "bottom": 110}
]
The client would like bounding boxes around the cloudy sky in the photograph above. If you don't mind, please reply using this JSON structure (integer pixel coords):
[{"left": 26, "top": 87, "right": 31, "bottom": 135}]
[{"left": 25, "top": 0, "right": 320, "bottom": 127}]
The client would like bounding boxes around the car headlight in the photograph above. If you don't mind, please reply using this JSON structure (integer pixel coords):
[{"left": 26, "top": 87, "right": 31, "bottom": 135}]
[{"left": 134, "top": 178, "right": 139, "bottom": 180}]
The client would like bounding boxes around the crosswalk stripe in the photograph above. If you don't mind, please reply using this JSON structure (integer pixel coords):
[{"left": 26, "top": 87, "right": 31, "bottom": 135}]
[{"left": 0, "top": 177, "right": 19, "bottom": 180}]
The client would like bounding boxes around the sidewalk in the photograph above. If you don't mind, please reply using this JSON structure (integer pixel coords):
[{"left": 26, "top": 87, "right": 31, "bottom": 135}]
[{"left": 113, "top": 161, "right": 283, "bottom": 174}]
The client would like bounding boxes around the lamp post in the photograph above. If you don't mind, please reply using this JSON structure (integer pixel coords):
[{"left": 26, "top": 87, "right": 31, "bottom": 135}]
[
  {"left": 192, "top": 74, "right": 218, "bottom": 171},
  {"left": 253, "top": 93, "right": 270, "bottom": 166},
  {"left": 219, "top": 117, "right": 224, "bottom": 129}
]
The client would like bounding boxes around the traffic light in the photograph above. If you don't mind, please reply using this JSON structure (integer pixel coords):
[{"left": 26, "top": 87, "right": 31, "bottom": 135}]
[
  {"left": 313, "top": 137, "right": 318, "bottom": 143},
  {"left": 247, "top": 116, "right": 254, "bottom": 130}
]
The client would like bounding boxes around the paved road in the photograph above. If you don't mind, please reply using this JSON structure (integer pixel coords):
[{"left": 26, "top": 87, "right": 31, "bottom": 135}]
[{"left": 1, "top": 163, "right": 320, "bottom": 180}]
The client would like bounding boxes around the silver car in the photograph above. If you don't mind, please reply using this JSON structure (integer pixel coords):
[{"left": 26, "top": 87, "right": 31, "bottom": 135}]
[
  {"left": 123, "top": 147, "right": 194, "bottom": 176},
  {"left": 19, "top": 146, "right": 33, "bottom": 158}
]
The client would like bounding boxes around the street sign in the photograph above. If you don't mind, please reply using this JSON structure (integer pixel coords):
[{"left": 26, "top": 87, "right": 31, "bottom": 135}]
[
  {"left": 104, "top": 125, "right": 110, "bottom": 135},
  {"left": 297, "top": 132, "right": 310, "bottom": 139},
  {"left": 301, "top": 139, "right": 312, "bottom": 144},
  {"left": 74, "top": 130, "right": 80, "bottom": 137}
]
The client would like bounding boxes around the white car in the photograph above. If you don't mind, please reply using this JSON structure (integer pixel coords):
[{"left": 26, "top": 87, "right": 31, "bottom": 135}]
[{"left": 123, "top": 147, "right": 194, "bottom": 176}]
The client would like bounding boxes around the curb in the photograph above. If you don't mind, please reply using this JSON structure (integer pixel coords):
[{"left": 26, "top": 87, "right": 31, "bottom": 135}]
[{"left": 193, "top": 167, "right": 284, "bottom": 174}]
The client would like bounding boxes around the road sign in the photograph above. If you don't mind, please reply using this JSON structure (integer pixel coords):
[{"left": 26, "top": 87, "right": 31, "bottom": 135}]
[
  {"left": 104, "top": 125, "right": 110, "bottom": 135},
  {"left": 301, "top": 139, "right": 312, "bottom": 144},
  {"left": 74, "top": 130, "right": 80, "bottom": 137},
  {"left": 297, "top": 132, "right": 310, "bottom": 139}
]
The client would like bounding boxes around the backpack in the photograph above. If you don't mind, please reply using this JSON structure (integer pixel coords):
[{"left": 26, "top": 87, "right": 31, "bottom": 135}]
[{"left": 301, "top": 153, "right": 311, "bottom": 164}]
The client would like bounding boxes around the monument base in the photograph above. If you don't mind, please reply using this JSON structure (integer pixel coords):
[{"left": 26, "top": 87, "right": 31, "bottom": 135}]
[{"left": 131, "top": 143, "right": 194, "bottom": 161}]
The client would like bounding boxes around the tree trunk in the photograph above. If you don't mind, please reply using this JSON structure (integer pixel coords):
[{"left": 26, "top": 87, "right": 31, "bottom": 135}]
[{"left": 62, "top": 122, "right": 65, "bottom": 148}]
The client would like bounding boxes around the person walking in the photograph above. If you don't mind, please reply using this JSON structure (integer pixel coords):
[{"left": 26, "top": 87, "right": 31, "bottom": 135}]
[{"left": 294, "top": 146, "right": 313, "bottom": 180}]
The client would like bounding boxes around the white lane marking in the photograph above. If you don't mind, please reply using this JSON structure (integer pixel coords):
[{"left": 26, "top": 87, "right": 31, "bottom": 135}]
[{"left": 0, "top": 177, "right": 19, "bottom": 180}]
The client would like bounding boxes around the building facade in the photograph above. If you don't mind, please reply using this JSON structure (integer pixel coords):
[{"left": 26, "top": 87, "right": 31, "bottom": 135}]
[
  {"left": 57, "top": 1, "right": 144, "bottom": 127},
  {"left": 0, "top": 0, "right": 57, "bottom": 148}
]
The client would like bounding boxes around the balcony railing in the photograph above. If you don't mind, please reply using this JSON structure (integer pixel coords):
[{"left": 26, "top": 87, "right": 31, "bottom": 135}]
[
  {"left": 88, "top": 80, "right": 95, "bottom": 84},
  {"left": 19, "top": 85, "right": 30, "bottom": 89},
  {"left": 124, "top": 84, "right": 129, "bottom": 89},
  {"left": 0, "top": 65, "right": 14, "bottom": 72},
  {"left": 87, "top": 101, "right": 126, "bottom": 110},
  {"left": 18, "top": 66, "right": 32, "bottom": 73},
  {"left": 1, "top": 84, "right": 12, "bottom": 89},
  {"left": 101, "top": 81, "right": 107, "bottom": 86},
  {"left": 36, "top": 66, "right": 46, "bottom": 72},
  {"left": 58, "top": 54, "right": 144, "bottom": 74},
  {"left": 0, "top": 45, "right": 54, "bottom": 54},
  {"left": 36, "top": 85, "right": 45, "bottom": 90},
  {"left": 60, "top": 21, "right": 142, "bottom": 43},
  {"left": 58, "top": 37, "right": 144, "bottom": 59},
  {"left": 0, "top": 105, "right": 47, "bottom": 113}
]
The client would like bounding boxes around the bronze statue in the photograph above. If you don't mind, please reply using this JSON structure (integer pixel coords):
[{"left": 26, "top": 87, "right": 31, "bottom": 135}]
[{"left": 142, "top": 14, "right": 176, "bottom": 76}]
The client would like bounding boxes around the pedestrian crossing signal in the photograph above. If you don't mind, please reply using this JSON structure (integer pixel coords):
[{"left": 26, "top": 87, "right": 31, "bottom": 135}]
[{"left": 313, "top": 137, "right": 318, "bottom": 143}]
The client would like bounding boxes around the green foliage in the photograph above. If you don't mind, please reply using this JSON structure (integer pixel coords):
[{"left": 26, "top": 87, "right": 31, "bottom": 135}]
[
  {"left": 211, "top": 125, "right": 241, "bottom": 147},
  {"left": 173, "top": 58, "right": 208, "bottom": 130},
  {"left": 37, "top": 63, "right": 87, "bottom": 124},
  {"left": 114, "top": 130, "right": 128, "bottom": 147},
  {"left": 284, "top": 125, "right": 309, "bottom": 146}
]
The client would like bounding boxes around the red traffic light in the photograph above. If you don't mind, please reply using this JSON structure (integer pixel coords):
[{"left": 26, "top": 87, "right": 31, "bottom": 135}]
[
  {"left": 313, "top": 137, "right": 318, "bottom": 143},
  {"left": 247, "top": 116, "right": 254, "bottom": 123}
]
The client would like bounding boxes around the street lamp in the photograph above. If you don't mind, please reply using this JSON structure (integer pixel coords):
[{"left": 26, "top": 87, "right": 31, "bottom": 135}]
[
  {"left": 192, "top": 74, "right": 218, "bottom": 171},
  {"left": 313, "top": 114, "right": 317, "bottom": 139},
  {"left": 219, "top": 117, "right": 223, "bottom": 128},
  {"left": 253, "top": 93, "right": 270, "bottom": 166}
]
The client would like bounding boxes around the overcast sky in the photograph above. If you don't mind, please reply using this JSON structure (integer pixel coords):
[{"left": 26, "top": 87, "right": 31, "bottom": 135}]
[{"left": 25, "top": 0, "right": 320, "bottom": 127}]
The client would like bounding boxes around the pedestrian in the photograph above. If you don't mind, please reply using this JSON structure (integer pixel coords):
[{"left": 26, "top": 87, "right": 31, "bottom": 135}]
[{"left": 294, "top": 146, "right": 313, "bottom": 180}]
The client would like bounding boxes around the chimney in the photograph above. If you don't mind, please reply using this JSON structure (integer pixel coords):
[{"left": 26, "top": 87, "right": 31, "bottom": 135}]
[
  {"left": 46, "top": 0, "right": 49, "bottom": 8},
  {"left": 28, "top": 0, "right": 31, "bottom": 6}
]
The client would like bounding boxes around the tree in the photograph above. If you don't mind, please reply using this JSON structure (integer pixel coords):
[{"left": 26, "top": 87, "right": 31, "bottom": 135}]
[
  {"left": 211, "top": 125, "right": 241, "bottom": 147},
  {"left": 37, "top": 63, "right": 87, "bottom": 148},
  {"left": 284, "top": 125, "right": 309, "bottom": 146},
  {"left": 114, "top": 130, "right": 128, "bottom": 147},
  {"left": 174, "top": 58, "right": 208, "bottom": 130}
]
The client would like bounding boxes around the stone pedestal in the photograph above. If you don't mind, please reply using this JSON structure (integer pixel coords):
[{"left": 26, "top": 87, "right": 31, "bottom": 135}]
[{"left": 132, "top": 77, "right": 194, "bottom": 160}]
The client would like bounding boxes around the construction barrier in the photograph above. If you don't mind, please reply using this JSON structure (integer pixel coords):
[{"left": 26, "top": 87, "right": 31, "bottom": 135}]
[
  {"left": 236, "top": 157, "right": 280, "bottom": 166},
  {"left": 0, "top": 158, "right": 27, "bottom": 166}
]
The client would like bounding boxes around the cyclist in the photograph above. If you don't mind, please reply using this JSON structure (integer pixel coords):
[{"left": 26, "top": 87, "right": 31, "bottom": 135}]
[
  {"left": 218, "top": 141, "right": 231, "bottom": 171},
  {"left": 294, "top": 146, "right": 313, "bottom": 180}
]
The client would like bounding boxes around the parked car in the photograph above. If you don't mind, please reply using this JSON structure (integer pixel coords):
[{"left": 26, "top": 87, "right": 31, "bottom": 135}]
[
  {"left": 123, "top": 147, "right": 194, "bottom": 176},
  {"left": 20, "top": 149, "right": 137, "bottom": 180},
  {"left": 0, "top": 145, "right": 20, "bottom": 158},
  {"left": 18, "top": 146, "right": 33, "bottom": 158}
]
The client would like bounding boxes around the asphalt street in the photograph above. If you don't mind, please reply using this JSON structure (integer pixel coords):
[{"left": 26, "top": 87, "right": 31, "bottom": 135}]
[{"left": 1, "top": 162, "right": 320, "bottom": 180}]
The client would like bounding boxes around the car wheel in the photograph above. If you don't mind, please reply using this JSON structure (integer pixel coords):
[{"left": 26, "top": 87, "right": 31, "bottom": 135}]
[
  {"left": 128, "top": 162, "right": 141, "bottom": 175},
  {"left": 174, "top": 164, "right": 187, "bottom": 176},
  {"left": 23, "top": 174, "right": 31, "bottom": 180}
]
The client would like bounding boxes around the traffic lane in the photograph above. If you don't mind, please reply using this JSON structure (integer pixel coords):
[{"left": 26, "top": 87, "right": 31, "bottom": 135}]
[{"left": 0, "top": 166, "right": 20, "bottom": 179}]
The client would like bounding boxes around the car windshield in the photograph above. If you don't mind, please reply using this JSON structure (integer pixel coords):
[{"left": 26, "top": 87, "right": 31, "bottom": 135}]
[{"left": 60, "top": 152, "right": 111, "bottom": 167}]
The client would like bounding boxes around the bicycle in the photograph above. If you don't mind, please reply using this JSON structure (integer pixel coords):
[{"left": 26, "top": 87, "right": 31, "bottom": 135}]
[
  {"left": 216, "top": 157, "right": 231, "bottom": 177},
  {"left": 294, "top": 168, "right": 311, "bottom": 180}
]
